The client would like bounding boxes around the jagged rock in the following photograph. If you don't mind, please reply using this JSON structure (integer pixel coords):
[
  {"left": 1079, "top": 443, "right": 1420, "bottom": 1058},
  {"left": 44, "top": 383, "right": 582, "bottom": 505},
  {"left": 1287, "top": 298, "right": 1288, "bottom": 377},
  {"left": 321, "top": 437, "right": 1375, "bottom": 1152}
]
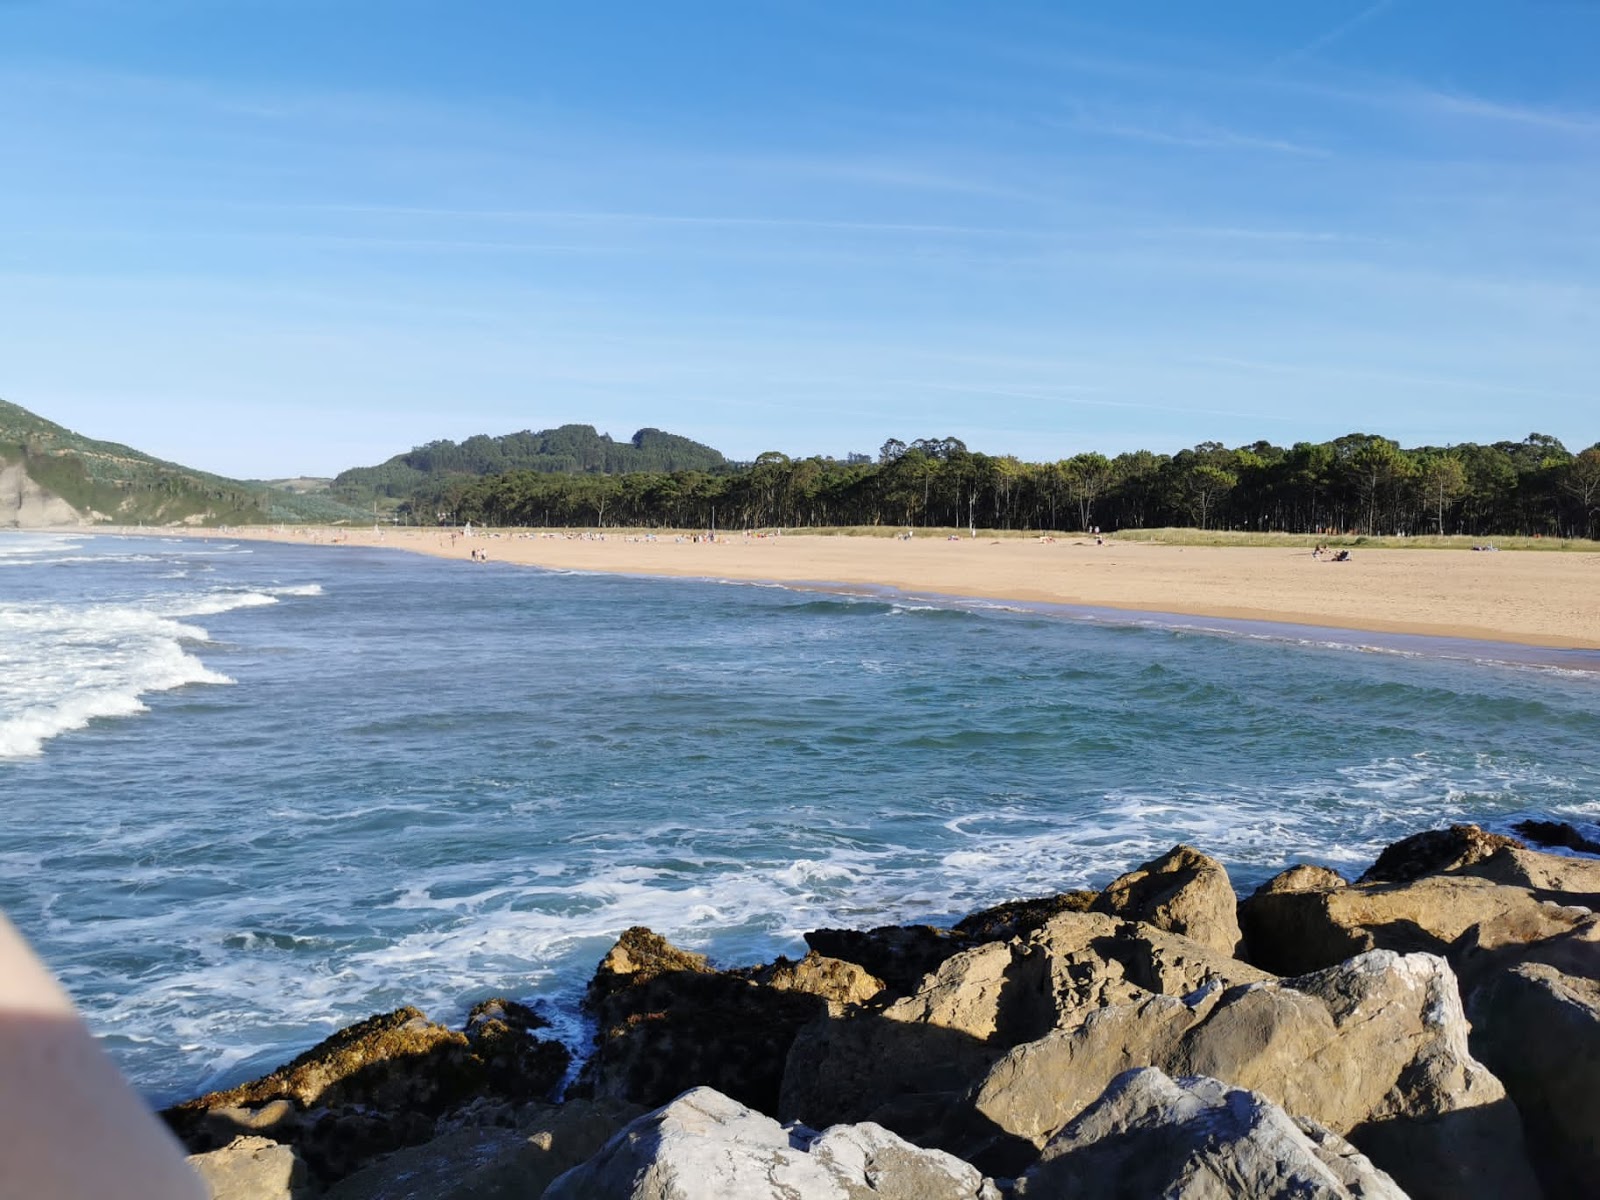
[
  {"left": 1253, "top": 864, "right": 1348, "bottom": 895},
  {"left": 171, "top": 1009, "right": 479, "bottom": 1117},
  {"left": 164, "top": 1005, "right": 570, "bottom": 1183},
  {"left": 1510, "top": 818, "right": 1600, "bottom": 856},
  {"left": 462, "top": 997, "right": 572, "bottom": 1102},
  {"left": 1013, "top": 1068, "right": 1408, "bottom": 1199},
  {"left": 322, "top": 1099, "right": 638, "bottom": 1200},
  {"left": 1032, "top": 911, "right": 1272, "bottom": 1015},
  {"left": 780, "top": 913, "right": 1270, "bottom": 1135},
  {"left": 969, "top": 951, "right": 1538, "bottom": 1200},
  {"left": 745, "top": 951, "right": 886, "bottom": 1013},
  {"left": 880, "top": 940, "right": 1041, "bottom": 1043},
  {"left": 780, "top": 1005, "right": 1003, "bottom": 1135},
  {"left": 1458, "top": 845, "right": 1600, "bottom": 905},
  {"left": 586, "top": 926, "right": 713, "bottom": 1010},
  {"left": 802, "top": 891, "right": 1101, "bottom": 1000},
  {"left": 1090, "top": 845, "right": 1244, "bottom": 956},
  {"left": 187, "top": 1135, "right": 311, "bottom": 1200},
  {"left": 1238, "top": 870, "right": 1591, "bottom": 978},
  {"left": 544, "top": 1086, "right": 1000, "bottom": 1200},
  {"left": 1468, "top": 962, "right": 1600, "bottom": 1200},
  {"left": 1359, "top": 824, "right": 1525, "bottom": 885},
  {"left": 804, "top": 923, "right": 972, "bottom": 995},
  {"left": 951, "top": 891, "right": 1099, "bottom": 942},
  {"left": 578, "top": 927, "right": 830, "bottom": 1114}
]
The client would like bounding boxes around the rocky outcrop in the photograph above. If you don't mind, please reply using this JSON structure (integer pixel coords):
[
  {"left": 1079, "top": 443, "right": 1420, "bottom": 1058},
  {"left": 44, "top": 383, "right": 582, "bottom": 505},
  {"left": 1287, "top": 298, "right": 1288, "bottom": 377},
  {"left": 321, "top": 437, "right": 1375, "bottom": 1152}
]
[
  {"left": 577, "top": 927, "right": 872, "bottom": 1114},
  {"left": 803, "top": 892, "right": 1100, "bottom": 997},
  {"left": 1091, "top": 845, "right": 1245, "bottom": 957},
  {"left": 544, "top": 1087, "right": 1001, "bottom": 1200},
  {"left": 1457, "top": 844, "right": 1600, "bottom": 905},
  {"left": 187, "top": 1136, "right": 310, "bottom": 1200},
  {"left": 1510, "top": 818, "right": 1600, "bottom": 856},
  {"left": 322, "top": 1099, "right": 638, "bottom": 1200},
  {"left": 803, "top": 922, "right": 974, "bottom": 995},
  {"left": 164, "top": 1003, "right": 569, "bottom": 1184},
  {"left": 950, "top": 890, "right": 1099, "bottom": 941},
  {"left": 1468, "top": 962, "right": 1600, "bottom": 1200},
  {"left": 745, "top": 951, "right": 886, "bottom": 1013},
  {"left": 781, "top": 912, "right": 1271, "bottom": 1134},
  {"left": 968, "top": 951, "right": 1536, "bottom": 1200},
  {"left": 165, "top": 825, "right": 1600, "bottom": 1198},
  {"left": 1013, "top": 1068, "right": 1408, "bottom": 1199},
  {"left": 1358, "top": 824, "right": 1525, "bottom": 884},
  {"left": 1239, "top": 864, "right": 1592, "bottom": 979}
]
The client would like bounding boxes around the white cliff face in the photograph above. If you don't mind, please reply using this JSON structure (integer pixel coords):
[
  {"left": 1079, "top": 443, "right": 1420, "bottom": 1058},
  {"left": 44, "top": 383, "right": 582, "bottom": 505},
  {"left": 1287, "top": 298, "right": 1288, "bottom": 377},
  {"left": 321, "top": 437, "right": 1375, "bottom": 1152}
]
[{"left": 0, "top": 461, "right": 83, "bottom": 528}]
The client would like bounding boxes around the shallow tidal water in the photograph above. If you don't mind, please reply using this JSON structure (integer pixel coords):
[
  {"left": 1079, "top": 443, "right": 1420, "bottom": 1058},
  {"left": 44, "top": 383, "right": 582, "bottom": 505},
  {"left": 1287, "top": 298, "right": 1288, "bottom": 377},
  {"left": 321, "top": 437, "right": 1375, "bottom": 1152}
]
[{"left": 2, "top": 531, "right": 1597, "bottom": 1105}]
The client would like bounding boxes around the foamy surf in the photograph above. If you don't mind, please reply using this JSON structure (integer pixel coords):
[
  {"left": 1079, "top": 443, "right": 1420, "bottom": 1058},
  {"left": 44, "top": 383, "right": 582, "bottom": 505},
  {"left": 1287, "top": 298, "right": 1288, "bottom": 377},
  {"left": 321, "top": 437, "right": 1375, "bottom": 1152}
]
[{"left": 0, "top": 579, "right": 323, "bottom": 758}]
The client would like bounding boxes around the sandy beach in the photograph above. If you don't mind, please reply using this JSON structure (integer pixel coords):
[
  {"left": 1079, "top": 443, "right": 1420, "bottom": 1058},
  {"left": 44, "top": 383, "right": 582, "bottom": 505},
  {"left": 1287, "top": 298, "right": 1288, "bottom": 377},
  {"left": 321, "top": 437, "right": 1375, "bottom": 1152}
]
[{"left": 157, "top": 526, "right": 1599, "bottom": 651}]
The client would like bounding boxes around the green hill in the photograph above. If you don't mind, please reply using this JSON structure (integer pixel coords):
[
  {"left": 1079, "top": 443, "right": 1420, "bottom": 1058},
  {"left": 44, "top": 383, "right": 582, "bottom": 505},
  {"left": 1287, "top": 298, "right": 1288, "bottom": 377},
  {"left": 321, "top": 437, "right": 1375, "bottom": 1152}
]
[
  {"left": 0, "top": 398, "right": 367, "bottom": 527},
  {"left": 332, "top": 424, "right": 729, "bottom": 502}
]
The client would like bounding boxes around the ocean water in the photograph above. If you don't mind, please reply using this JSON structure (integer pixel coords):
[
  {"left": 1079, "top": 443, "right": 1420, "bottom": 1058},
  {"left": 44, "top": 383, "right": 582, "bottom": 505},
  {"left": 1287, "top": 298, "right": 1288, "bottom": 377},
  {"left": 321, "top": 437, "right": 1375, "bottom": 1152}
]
[{"left": 2, "top": 531, "right": 1598, "bottom": 1106}]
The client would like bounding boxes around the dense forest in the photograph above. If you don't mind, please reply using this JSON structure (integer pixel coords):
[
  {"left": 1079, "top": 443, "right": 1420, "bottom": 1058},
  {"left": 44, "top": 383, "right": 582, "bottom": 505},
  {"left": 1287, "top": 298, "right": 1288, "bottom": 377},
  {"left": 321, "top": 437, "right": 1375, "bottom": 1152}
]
[
  {"left": 333, "top": 424, "right": 727, "bottom": 502},
  {"left": 410, "top": 432, "right": 1600, "bottom": 539}
]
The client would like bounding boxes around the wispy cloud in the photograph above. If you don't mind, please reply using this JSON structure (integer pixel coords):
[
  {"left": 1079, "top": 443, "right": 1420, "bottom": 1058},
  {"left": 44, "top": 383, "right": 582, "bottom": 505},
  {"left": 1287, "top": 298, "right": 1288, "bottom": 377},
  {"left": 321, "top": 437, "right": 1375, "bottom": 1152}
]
[
  {"left": 286, "top": 204, "right": 1030, "bottom": 239},
  {"left": 1135, "top": 226, "right": 1380, "bottom": 245},
  {"left": 1270, "top": 1, "right": 1397, "bottom": 71},
  {"left": 1058, "top": 109, "right": 1328, "bottom": 157},
  {"left": 1414, "top": 88, "right": 1600, "bottom": 134}
]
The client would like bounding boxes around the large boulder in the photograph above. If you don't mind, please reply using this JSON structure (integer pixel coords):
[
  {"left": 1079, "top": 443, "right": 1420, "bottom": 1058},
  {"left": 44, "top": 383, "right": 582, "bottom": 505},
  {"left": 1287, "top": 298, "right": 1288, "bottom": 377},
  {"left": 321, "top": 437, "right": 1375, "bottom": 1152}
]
[
  {"left": 1458, "top": 845, "right": 1600, "bottom": 905},
  {"left": 1238, "top": 870, "right": 1590, "bottom": 979},
  {"left": 544, "top": 1086, "right": 1001, "bottom": 1200},
  {"left": 803, "top": 923, "right": 974, "bottom": 996},
  {"left": 1468, "top": 962, "right": 1600, "bottom": 1200},
  {"left": 164, "top": 1004, "right": 569, "bottom": 1183},
  {"left": 187, "top": 1136, "right": 311, "bottom": 1200},
  {"left": 780, "top": 912, "right": 1271, "bottom": 1136},
  {"left": 950, "top": 890, "right": 1100, "bottom": 942},
  {"left": 1510, "top": 818, "right": 1600, "bottom": 856},
  {"left": 1358, "top": 824, "right": 1525, "bottom": 884},
  {"left": 576, "top": 927, "right": 842, "bottom": 1114},
  {"left": 802, "top": 891, "right": 1098, "bottom": 998},
  {"left": 779, "top": 954, "right": 1021, "bottom": 1134},
  {"left": 322, "top": 1099, "right": 638, "bottom": 1200},
  {"left": 1091, "top": 845, "right": 1244, "bottom": 957},
  {"left": 1013, "top": 1068, "right": 1408, "bottom": 1199},
  {"left": 968, "top": 951, "right": 1538, "bottom": 1200},
  {"left": 744, "top": 951, "right": 886, "bottom": 1014}
]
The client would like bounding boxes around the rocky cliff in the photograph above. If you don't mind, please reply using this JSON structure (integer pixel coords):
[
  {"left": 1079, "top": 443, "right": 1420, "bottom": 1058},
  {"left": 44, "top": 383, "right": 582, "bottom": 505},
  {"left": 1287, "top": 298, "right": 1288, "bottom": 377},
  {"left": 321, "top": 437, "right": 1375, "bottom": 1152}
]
[{"left": 0, "top": 460, "right": 84, "bottom": 527}]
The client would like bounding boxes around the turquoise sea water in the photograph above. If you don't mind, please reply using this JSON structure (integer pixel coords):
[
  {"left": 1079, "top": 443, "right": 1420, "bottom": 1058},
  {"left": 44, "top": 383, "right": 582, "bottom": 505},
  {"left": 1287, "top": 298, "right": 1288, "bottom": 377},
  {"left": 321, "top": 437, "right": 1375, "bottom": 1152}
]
[{"left": 2, "top": 531, "right": 1598, "bottom": 1105}]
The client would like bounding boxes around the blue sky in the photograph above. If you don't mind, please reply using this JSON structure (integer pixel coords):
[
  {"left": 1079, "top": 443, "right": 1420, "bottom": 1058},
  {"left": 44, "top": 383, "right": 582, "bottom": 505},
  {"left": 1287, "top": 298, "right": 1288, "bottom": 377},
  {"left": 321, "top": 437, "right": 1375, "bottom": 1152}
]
[{"left": 2, "top": 1, "right": 1596, "bottom": 477}]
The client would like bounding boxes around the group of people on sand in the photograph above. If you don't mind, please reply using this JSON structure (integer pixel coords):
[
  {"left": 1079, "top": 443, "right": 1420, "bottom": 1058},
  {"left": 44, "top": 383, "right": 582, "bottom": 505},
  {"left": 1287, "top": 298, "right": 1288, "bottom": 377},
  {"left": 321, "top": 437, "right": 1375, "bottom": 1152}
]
[
  {"left": 468, "top": 547, "right": 488, "bottom": 562},
  {"left": 1311, "top": 545, "right": 1351, "bottom": 562}
]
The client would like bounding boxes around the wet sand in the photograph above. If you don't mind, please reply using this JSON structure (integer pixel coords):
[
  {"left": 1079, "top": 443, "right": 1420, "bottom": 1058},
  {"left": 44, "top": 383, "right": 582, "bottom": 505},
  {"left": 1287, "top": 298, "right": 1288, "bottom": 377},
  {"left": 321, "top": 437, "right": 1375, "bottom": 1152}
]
[{"left": 180, "top": 527, "right": 1600, "bottom": 651}]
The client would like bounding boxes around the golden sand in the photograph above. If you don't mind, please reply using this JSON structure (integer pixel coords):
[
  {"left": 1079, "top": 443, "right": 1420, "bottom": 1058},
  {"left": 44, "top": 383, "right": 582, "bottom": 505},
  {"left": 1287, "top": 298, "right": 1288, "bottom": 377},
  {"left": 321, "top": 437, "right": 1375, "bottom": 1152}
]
[{"left": 182, "top": 527, "right": 1600, "bottom": 651}]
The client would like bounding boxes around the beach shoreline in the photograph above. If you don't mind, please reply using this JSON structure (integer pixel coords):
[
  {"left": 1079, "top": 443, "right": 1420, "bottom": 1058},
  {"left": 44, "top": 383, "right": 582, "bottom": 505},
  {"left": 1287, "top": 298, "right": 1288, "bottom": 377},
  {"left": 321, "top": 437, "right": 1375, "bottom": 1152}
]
[{"left": 77, "top": 525, "right": 1600, "bottom": 652}]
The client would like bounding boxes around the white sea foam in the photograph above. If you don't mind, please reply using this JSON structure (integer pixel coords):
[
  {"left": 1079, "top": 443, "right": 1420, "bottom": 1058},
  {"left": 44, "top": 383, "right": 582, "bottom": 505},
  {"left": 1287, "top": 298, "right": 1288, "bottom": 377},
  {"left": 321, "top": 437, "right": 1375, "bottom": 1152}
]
[
  {"left": 0, "top": 583, "right": 323, "bottom": 758},
  {"left": 0, "top": 533, "right": 88, "bottom": 560}
]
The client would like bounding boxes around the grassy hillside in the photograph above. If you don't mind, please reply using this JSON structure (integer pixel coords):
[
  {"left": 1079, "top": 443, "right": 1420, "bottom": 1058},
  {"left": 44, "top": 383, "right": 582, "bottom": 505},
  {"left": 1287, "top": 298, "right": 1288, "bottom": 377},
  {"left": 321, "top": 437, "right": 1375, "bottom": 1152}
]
[{"left": 0, "top": 399, "right": 367, "bottom": 525}]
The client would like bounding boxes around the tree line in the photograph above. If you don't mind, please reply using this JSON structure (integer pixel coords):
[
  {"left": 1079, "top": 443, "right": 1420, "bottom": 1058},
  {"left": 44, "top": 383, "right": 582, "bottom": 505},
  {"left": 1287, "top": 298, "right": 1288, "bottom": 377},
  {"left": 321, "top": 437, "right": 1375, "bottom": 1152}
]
[
  {"left": 333, "top": 424, "right": 726, "bottom": 502},
  {"left": 398, "top": 432, "right": 1600, "bottom": 539}
]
